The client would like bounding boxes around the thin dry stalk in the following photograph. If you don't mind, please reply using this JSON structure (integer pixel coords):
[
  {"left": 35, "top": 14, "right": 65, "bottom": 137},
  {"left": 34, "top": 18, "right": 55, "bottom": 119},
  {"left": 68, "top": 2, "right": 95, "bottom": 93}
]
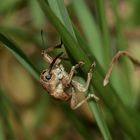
[{"left": 103, "top": 51, "right": 140, "bottom": 86}]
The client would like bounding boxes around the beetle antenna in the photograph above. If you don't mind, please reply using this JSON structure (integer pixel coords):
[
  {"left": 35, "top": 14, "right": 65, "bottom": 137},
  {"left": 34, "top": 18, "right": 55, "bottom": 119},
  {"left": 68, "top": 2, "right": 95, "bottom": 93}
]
[
  {"left": 48, "top": 52, "right": 64, "bottom": 74},
  {"left": 41, "top": 30, "right": 46, "bottom": 48}
]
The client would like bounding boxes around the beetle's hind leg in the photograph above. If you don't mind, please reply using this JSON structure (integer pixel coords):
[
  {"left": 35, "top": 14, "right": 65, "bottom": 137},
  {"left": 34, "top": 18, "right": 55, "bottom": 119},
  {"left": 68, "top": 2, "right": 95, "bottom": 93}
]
[
  {"left": 70, "top": 87, "right": 98, "bottom": 110},
  {"left": 70, "top": 62, "right": 99, "bottom": 110}
]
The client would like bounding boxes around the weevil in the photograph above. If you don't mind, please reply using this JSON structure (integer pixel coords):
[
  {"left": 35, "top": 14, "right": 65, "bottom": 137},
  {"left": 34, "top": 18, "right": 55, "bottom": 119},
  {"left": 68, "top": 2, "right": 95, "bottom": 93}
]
[{"left": 40, "top": 42, "right": 99, "bottom": 110}]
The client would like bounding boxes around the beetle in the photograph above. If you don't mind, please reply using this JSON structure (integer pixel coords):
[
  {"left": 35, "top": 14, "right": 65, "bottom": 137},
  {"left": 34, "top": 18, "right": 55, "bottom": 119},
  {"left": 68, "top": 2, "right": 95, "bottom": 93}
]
[{"left": 40, "top": 41, "right": 99, "bottom": 110}]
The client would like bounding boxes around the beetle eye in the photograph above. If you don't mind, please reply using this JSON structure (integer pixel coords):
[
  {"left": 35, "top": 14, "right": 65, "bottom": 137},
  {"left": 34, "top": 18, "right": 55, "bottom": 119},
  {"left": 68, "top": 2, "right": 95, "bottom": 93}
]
[{"left": 45, "top": 74, "right": 52, "bottom": 80}]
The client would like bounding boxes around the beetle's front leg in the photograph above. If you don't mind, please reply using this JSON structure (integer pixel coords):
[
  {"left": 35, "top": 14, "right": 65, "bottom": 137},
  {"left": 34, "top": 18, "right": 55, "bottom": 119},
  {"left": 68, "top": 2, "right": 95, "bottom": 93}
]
[
  {"left": 41, "top": 50, "right": 53, "bottom": 64},
  {"left": 70, "top": 88, "right": 98, "bottom": 110},
  {"left": 41, "top": 40, "right": 63, "bottom": 64},
  {"left": 66, "top": 61, "right": 85, "bottom": 85}
]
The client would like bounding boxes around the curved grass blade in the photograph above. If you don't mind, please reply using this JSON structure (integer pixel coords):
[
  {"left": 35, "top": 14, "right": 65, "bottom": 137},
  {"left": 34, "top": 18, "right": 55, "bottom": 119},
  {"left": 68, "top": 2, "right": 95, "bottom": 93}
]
[
  {"left": 72, "top": 0, "right": 104, "bottom": 68},
  {"left": 0, "top": 88, "right": 17, "bottom": 140},
  {"left": 48, "top": 1, "right": 112, "bottom": 139},
  {"left": 48, "top": 1, "right": 106, "bottom": 139},
  {"left": 89, "top": 102, "right": 111, "bottom": 140},
  {"left": 0, "top": 33, "right": 40, "bottom": 80},
  {"left": 94, "top": 0, "right": 111, "bottom": 66},
  {"left": 89, "top": 87, "right": 112, "bottom": 140},
  {"left": 0, "top": 27, "right": 43, "bottom": 48},
  {"left": 0, "top": 118, "right": 5, "bottom": 140},
  {"left": 48, "top": 0, "right": 76, "bottom": 39}
]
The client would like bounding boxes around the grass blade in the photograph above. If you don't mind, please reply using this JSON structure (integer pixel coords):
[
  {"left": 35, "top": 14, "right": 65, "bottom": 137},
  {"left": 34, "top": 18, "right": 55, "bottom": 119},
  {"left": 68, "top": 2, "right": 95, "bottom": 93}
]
[
  {"left": 0, "top": 33, "right": 40, "bottom": 80},
  {"left": 0, "top": 118, "right": 5, "bottom": 140},
  {"left": 94, "top": 0, "right": 111, "bottom": 66},
  {"left": 72, "top": 0, "right": 104, "bottom": 68},
  {"left": 48, "top": 0, "right": 76, "bottom": 39},
  {"left": 89, "top": 87, "right": 112, "bottom": 140},
  {"left": 0, "top": 88, "right": 16, "bottom": 140},
  {"left": 0, "top": 27, "right": 42, "bottom": 48},
  {"left": 47, "top": 1, "right": 112, "bottom": 139}
]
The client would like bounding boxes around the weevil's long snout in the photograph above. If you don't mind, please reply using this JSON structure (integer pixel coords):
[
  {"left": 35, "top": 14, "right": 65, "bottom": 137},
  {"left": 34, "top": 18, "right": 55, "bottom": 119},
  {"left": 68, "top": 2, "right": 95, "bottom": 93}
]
[{"left": 40, "top": 52, "right": 64, "bottom": 82}]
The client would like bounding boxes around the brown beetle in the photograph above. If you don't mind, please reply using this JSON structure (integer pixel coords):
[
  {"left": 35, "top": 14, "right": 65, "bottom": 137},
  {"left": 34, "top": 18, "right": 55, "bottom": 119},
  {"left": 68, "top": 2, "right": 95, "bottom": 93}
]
[{"left": 40, "top": 41, "right": 99, "bottom": 109}]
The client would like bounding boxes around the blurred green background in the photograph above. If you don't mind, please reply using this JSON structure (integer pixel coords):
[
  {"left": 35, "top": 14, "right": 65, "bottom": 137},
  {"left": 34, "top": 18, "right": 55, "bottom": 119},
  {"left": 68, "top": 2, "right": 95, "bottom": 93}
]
[{"left": 0, "top": 0, "right": 140, "bottom": 140}]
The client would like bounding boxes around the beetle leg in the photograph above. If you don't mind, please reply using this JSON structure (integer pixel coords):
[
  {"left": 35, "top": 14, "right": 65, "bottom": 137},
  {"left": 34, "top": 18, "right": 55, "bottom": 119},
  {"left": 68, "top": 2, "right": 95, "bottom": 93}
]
[
  {"left": 42, "top": 40, "right": 69, "bottom": 64},
  {"left": 70, "top": 88, "right": 98, "bottom": 110},
  {"left": 73, "top": 62, "right": 96, "bottom": 93},
  {"left": 41, "top": 50, "right": 53, "bottom": 64},
  {"left": 84, "top": 62, "right": 96, "bottom": 91},
  {"left": 41, "top": 40, "right": 63, "bottom": 64},
  {"left": 66, "top": 61, "right": 85, "bottom": 85}
]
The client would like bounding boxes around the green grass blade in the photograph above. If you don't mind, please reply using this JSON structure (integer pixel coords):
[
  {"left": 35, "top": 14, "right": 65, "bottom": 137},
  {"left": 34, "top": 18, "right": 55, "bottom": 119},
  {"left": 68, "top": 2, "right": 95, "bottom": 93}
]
[
  {"left": 0, "top": 27, "right": 42, "bottom": 48},
  {"left": 0, "top": 88, "right": 17, "bottom": 140},
  {"left": 132, "top": 0, "right": 140, "bottom": 25},
  {"left": 94, "top": 0, "right": 111, "bottom": 66},
  {"left": 0, "top": 87, "right": 31, "bottom": 140},
  {"left": 89, "top": 87, "right": 112, "bottom": 140},
  {"left": 89, "top": 103, "right": 111, "bottom": 140},
  {"left": 0, "top": 33, "right": 40, "bottom": 80},
  {"left": 48, "top": 0, "right": 76, "bottom": 39},
  {"left": 111, "top": 0, "right": 127, "bottom": 50},
  {"left": 28, "top": 0, "right": 45, "bottom": 28},
  {"left": 72, "top": 0, "right": 104, "bottom": 68},
  {"left": 47, "top": 1, "right": 112, "bottom": 139},
  {"left": 0, "top": 118, "right": 5, "bottom": 140}
]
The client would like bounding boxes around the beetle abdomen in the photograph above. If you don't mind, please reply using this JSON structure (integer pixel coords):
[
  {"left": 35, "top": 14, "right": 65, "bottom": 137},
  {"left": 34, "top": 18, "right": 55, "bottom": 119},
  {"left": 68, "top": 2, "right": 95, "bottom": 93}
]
[{"left": 51, "top": 92, "right": 71, "bottom": 101}]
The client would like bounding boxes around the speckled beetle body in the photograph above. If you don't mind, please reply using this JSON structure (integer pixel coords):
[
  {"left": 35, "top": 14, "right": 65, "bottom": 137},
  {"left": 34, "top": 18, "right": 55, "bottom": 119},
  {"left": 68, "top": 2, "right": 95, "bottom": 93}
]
[{"left": 40, "top": 44, "right": 99, "bottom": 109}]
